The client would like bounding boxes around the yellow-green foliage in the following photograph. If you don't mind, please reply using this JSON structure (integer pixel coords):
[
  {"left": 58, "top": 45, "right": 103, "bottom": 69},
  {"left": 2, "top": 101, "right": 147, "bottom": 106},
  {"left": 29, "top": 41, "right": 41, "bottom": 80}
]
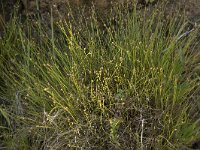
[{"left": 0, "top": 3, "right": 200, "bottom": 149}]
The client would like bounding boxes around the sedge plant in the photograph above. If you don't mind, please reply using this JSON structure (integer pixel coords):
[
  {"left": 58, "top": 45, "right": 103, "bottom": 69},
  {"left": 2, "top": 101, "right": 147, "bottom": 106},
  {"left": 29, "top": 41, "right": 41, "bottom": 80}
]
[{"left": 0, "top": 2, "right": 200, "bottom": 149}]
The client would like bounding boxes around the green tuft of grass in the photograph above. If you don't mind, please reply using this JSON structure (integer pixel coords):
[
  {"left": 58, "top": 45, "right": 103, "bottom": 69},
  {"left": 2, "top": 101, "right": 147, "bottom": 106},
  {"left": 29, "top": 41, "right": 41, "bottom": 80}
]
[{"left": 0, "top": 3, "right": 200, "bottom": 149}]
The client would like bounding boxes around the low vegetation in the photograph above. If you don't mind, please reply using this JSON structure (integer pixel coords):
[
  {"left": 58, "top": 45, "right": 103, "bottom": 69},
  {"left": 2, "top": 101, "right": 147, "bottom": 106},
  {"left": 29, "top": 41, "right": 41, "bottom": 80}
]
[{"left": 0, "top": 3, "right": 200, "bottom": 149}]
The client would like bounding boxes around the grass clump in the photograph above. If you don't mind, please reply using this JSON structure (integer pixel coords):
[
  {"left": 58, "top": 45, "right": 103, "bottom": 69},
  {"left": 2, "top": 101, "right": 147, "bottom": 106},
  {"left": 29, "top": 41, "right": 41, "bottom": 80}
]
[{"left": 0, "top": 3, "right": 200, "bottom": 149}]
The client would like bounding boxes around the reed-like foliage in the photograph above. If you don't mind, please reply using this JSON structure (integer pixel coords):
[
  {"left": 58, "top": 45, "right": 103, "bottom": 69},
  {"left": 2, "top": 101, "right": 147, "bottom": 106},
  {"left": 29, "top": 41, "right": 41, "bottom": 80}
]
[{"left": 0, "top": 3, "right": 200, "bottom": 149}]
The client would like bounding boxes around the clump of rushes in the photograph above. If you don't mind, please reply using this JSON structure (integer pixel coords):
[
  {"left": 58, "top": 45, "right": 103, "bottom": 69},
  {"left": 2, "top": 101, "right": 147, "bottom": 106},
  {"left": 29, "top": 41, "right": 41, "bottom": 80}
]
[{"left": 0, "top": 3, "right": 200, "bottom": 149}]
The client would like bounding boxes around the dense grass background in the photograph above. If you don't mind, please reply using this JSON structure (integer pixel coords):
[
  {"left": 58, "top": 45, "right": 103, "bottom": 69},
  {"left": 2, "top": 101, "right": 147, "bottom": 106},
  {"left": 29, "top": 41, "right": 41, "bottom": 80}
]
[{"left": 0, "top": 3, "right": 200, "bottom": 149}]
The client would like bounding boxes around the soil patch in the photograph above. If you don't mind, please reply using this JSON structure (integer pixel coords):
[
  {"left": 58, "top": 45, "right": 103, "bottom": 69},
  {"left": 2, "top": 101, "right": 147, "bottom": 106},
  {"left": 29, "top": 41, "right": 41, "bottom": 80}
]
[{"left": 1, "top": 0, "right": 200, "bottom": 23}]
